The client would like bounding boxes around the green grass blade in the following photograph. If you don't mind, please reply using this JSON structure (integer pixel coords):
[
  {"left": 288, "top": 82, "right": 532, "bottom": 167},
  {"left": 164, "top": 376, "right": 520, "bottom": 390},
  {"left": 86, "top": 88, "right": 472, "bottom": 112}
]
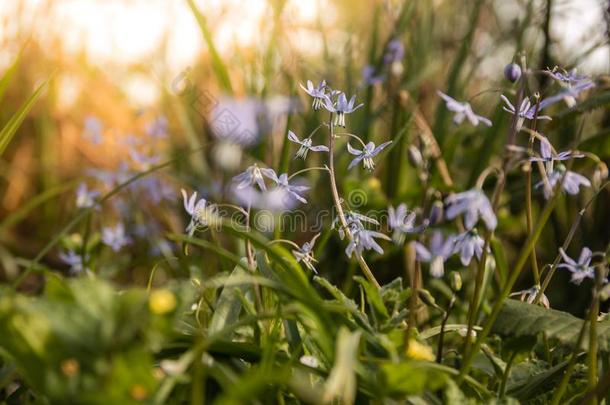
[
  {"left": 186, "top": 0, "right": 233, "bottom": 94},
  {"left": 0, "top": 49, "right": 22, "bottom": 105},
  {"left": 0, "top": 75, "right": 52, "bottom": 157}
]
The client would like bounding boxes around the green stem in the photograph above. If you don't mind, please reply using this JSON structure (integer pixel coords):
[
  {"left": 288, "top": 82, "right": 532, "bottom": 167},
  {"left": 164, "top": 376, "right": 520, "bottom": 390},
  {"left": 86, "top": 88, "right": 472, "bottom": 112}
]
[
  {"left": 463, "top": 81, "right": 526, "bottom": 357},
  {"left": 587, "top": 265, "right": 604, "bottom": 404},
  {"left": 499, "top": 351, "right": 518, "bottom": 398},
  {"left": 525, "top": 137, "right": 541, "bottom": 285},
  {"left": 436, "top": 295, "right": 456, "bottom": 363},
  {"left": 327, "top": 113, "right": 381, "bottom": 289}
]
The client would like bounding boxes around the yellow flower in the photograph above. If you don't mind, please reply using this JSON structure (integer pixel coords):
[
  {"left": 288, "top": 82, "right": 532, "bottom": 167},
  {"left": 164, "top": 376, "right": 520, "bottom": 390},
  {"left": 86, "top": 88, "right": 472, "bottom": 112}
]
[
  {"left": 149, "top": 289, "right": 177, "bottom": 315},
  {"left": 406, "top": 339, "right": 435, "bottom": 361},
  {"left": 366, "top": 177, "right": 381, "bottom": 190}
]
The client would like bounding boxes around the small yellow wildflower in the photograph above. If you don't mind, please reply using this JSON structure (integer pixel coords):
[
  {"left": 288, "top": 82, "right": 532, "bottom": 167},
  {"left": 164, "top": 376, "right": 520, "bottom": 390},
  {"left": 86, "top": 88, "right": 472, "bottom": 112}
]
[
  {"left": 406, "top": 339, "right": 435, "bottom": 361},
  {"left": 149, "top": 289, "right": 177, "bottom": 315}
]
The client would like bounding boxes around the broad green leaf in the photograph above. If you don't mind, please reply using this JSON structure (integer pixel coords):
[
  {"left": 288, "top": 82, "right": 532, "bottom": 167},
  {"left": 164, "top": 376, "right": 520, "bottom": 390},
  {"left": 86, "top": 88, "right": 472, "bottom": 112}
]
[
  {"left": 381, "top": 361, "right": 449, "bottom": 395},
  {"left": 493, "top": 299, "right": 610, "bottom": 351},
  {"left": 506, "top": 356, "right": 582, "bottom": 400},
  {"left": 419, "top": 324, "right": 482, "bottom": 340}
]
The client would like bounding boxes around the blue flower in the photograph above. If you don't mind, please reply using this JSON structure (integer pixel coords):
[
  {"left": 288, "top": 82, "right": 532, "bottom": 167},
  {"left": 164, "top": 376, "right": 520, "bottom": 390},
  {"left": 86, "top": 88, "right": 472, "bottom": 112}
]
[
  {"left": 414, "top": 232, "right": 455, "bottom": 278},
  {"left": 59, "top": 250, "right": 88, "bottom": 274},
  {"left": 545, "top": 67, "right": 590, "bottom": 86},
  {"left": 347, "top": 141, "right": 392, "bottom": 171},
  {"left": 445, "top": 189, "right": 497, "bottom": 231},
  {"left": 558, "top": 247, "right": 594, "bottom": 285},
  {"left": 504, "top": 63, "right": 522, "bottom": 83},
  {"left": 263, "top": 169, "right": 309, "bottom": 204},
  {"left": 146, "top": 115, "right": 168, "bottom": 139},
  {"left": 384, "top": 39, "right": 405, "bottom": 65},
  {"left": 102, "top": 223, "right": 132, "bottom": 252},
  {"left": 332, "top": 211, "right": 389, "bottom": 257},
  {"left": 137, "top": 177, "right": 174, "bottom": 204},
  {"left": 437, "top": 91, "right": 492, "bottom": 127},
  {"left": 388, "top": 204, "right": 425, "bottom": 245},
  {"left": 300, "top": 80, "right": 329, "bottom": 110},
  {"left": 362, "top": 65, "right": 385, "bottom": 86},
  {"left": 322, "top": 92, "right": 363, "bottom": 127},
  {"left": 536, "top": 164, "right": 590, "bottom": 200},
  {"left": 539, "top": 79, "right": 595, "bottom": 109},
  {"left": 293, "top": 234, "right": 320, "bottom": 273},
  {"left": 83, "top": 116, "right": 103, "bottom": 144},
  {"left": 129, "top": 148, "right": 162, "bottom": 169},
  {"left": 345, "top": 227, "right": 391, "bottom": 258},
  {"left": 287, "top": 130, "right": 329, "bottom": 160},
  {"left": 181, "top": 189, "right": 218, "bottom": 235},
  {"left": 76, "top": 183, "right": 100, "bottom": 209},
  {"left": 529, "top": 136, "right": 584, "bottom": 164},
  {"left": 453, "top": 230, "right": 485, "bottom": 266},
  {"left": 500, "top": 95, "right": 551, "bottom": 128},
  {"left": 233, "top": 164, "right": 268, "bottom": 191}
]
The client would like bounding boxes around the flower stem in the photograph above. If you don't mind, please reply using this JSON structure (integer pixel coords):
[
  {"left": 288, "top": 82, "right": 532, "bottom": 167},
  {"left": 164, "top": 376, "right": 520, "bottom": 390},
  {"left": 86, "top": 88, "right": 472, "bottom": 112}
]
[
  {"left": 327, "top": 113, "right": 381, "bottom": 289},
  {"left": 587, "top": 265, "right": 604, "bottom": 404},
  {"left": 288, "top": 166, "right": 329, "bottom": 180},
  {"left": 499, "top": 351, "right": 517, "bottom": 398}
]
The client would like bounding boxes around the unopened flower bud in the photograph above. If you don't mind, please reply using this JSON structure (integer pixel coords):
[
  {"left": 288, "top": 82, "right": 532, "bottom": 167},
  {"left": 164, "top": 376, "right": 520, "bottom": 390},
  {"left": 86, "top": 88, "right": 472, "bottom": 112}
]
[
  {"left": 593, "top": 163, "right": 609, "bottom": 189},
  {"left": 407, "top": 145, "right": 424, "bottom": 168},
  {"left": 504, "top": 63, "right": 522, "bottom": 83},
  {"left": 450, "top": 271, "right": 462, "bottom": 292},
  {"left": 418, "top": 289, "right": 436, "bottom": 307},
  {"left": 428, "top": 201, "right": 444, "bottom": 225}
]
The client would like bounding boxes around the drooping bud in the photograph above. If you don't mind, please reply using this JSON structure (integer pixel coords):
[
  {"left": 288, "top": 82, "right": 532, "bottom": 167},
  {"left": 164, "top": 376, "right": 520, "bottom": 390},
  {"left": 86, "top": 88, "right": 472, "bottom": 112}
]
[
  {"left": 504, "top": 63, "right": 522, "bottom": 83},
  {"left": 592, "top": 163, "right": 609, "bottom": 189},
  {"left": 407, "top": 145, "right": 424, "bottom": 168},
  {"left": 418, "top": 289, "right": 437, "bottom": 307},
  {"left": 450, "top": 271, "right": 462, "bottom": 292},
  {"left": 428, "top": 200, "right": 444, "bottom": 226}
]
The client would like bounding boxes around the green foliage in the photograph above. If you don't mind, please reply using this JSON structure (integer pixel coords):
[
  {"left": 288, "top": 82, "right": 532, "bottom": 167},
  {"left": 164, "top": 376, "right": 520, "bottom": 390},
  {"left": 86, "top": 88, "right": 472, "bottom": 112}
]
[
  {"left": 0, "top": 278, "right": 193, "bottom": 403},
  {"left": 493, "top": 299, "right": 610, "bottom": 351}
]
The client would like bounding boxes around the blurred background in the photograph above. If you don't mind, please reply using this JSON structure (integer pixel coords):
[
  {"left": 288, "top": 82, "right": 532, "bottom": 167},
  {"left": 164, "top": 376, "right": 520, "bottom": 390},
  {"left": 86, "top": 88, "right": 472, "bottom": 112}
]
[{"left": 0, "top": 0, "right": 609, "bottom": 313}]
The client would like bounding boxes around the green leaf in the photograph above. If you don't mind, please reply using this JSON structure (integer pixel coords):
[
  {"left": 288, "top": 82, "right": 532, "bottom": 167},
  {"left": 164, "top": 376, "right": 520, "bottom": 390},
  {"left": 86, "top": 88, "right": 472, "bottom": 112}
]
[
  {"left": 381, "top": 361, "right": 449, "bottom": 395},
  {"left": 354, "top": 276, "right": 389, "bottom": 321},
  {"left": 493, "top": 299, "right": 610, "bottom": 351},
  {"left": 209, "top": 260, "right": 252, "bottom": 334},
  {"left": 506, "top": 357, "right": 582, "bottom": 400},
  {"left": 0, "top": 49, "right": 22, "bottom": 105},
  {"left": 0, "top": 75, "right": 51, "bottom": 157}
]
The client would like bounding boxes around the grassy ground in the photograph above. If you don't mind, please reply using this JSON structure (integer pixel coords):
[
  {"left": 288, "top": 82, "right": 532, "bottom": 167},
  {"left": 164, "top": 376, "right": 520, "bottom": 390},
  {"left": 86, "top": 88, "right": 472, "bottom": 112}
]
[{"left": 0, "top": 0, "right": 610, "bottom": 403}]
